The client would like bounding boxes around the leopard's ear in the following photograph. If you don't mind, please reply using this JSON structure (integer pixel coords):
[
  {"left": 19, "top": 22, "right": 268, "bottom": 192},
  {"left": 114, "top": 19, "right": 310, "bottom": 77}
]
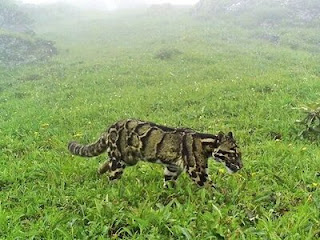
[
  {"left": 217, "top": 131, "right": 225, "bottom": 140},
  {"left": 227, "top": 132, "right": 233, "bottom": 139}
]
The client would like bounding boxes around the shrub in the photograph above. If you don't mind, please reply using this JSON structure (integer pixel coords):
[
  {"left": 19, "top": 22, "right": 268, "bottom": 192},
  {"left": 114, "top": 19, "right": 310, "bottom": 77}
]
[
  {"left": 154, "top": 48, "right": 181, "bottom": 60},
  {"left": 295, "top": 103, "right": 320, "bottom": 138}
]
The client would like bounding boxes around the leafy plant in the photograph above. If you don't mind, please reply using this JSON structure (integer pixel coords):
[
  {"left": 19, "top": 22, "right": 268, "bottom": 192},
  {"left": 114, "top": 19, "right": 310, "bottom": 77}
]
[{"left": 295, "top": 103, "right": 320, "bottom": 137}]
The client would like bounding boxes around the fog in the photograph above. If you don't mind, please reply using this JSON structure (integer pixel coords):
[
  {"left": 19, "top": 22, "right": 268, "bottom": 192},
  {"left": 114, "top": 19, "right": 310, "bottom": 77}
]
[
  {"left": 21, "top": 0, "right": 199, "bottom": 4},
  {"left": 21, "top": 0, "right": 199, "bottom": 10},
  {"left": 2, "top": 0, "right": 319, "bottom": 67}
]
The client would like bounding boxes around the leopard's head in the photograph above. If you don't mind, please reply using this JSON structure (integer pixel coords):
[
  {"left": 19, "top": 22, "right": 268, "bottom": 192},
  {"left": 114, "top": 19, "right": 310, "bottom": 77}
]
[{"left": 213, "top": 132, "right": 242, "bottom": 173}]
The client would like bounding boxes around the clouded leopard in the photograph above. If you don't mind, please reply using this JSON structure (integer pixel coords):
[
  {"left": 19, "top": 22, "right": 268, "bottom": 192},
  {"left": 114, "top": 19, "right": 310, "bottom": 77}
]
[{"left": 68, "top": 119, "right": 242, "bottom": 188}]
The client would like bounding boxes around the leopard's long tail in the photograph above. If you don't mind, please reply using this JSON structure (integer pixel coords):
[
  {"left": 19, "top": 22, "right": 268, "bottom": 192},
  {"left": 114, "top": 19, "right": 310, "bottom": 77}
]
[{"left": 68, "top": 135, "right": 108, "bottom": 157}]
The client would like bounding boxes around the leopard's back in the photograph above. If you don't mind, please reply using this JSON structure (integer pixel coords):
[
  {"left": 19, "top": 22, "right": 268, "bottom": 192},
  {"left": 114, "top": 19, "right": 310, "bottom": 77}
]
[
  {"left": 106, "top": 119, "right": 194, "bottom": 167},
  {"left": 69, "top": 119, "right": 218, "bottom": 167}
]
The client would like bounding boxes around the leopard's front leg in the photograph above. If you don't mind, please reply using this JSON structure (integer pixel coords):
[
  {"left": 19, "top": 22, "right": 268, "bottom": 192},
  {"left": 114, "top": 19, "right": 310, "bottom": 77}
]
[{"left": 187, "top": 167, "right": 216, "bottom": 189}]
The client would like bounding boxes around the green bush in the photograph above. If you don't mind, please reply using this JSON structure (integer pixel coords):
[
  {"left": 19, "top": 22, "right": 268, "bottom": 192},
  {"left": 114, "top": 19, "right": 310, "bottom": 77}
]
[
  {"left": 295, "top": 103, "right": 320, "bottom": 139},
  {"left": 154, "top": 48, "right": 182, "bottom": 60}
]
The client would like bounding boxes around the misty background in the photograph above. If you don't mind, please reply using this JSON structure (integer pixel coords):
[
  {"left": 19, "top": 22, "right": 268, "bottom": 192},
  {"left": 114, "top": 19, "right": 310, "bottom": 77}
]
[
  {"left": 21, "top": 0, "right": 199, "bottom": 10},
  {"left": 1, "top": 0, "right": 319, "bottom": 67}
]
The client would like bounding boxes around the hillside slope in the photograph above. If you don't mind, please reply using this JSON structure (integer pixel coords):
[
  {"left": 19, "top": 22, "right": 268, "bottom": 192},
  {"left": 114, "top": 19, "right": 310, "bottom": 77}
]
[{"left": 0, "top": 1, "right": 57, "bottom": 67}]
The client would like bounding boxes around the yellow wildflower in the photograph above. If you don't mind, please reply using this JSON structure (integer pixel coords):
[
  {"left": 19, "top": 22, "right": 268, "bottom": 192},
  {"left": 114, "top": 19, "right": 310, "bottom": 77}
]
[{"left": 73, "top": 133, "right": 83, "bottom": 138}]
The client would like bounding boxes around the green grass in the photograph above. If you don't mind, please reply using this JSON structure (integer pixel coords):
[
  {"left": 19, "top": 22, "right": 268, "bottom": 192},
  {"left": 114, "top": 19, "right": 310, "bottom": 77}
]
[{"left": 1, "top": 6, "right": 320, "bottom": 239}]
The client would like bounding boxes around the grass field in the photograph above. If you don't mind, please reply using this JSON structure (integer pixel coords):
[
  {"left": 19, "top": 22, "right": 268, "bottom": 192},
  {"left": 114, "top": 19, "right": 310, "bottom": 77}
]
[{"left": 0, "top": 5, "right": 320, "bottom": 239}]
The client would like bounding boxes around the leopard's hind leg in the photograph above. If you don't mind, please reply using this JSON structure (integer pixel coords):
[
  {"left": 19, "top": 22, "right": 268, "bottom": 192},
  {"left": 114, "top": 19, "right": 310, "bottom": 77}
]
[
  {"left": 98, "top": 160, "right": 110, "bottom": 175},
  {"left": 98, "top": 157, "right": 126, "bottom": 181},
  {"left": 163, "top": 164, "right": 182, "bottom": 188}
]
